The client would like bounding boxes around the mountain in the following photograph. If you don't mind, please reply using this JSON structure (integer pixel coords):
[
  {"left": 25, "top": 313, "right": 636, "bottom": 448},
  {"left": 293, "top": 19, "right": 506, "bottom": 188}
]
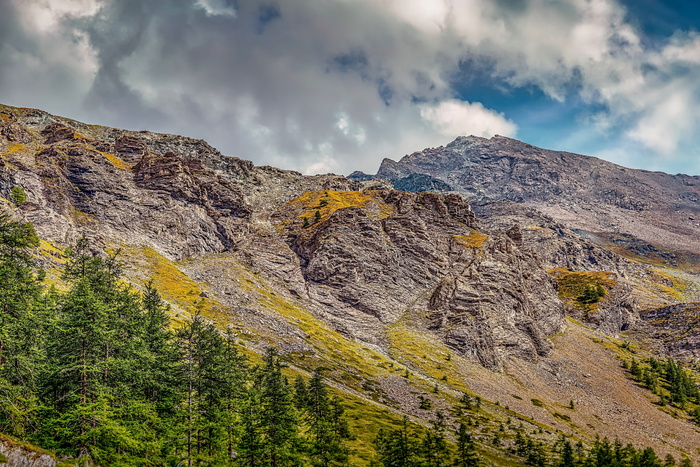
[
  {"left": 2, "top": 104, "right": 700, "bottom": 464},
  {"left": 352, "top": 135, "right": 700, "bottom": 269}
]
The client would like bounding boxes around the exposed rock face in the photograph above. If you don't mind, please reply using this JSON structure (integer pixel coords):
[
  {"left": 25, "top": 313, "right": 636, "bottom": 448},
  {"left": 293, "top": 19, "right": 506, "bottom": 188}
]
[
  {"left": 0, "top": 103, "right": 677, "bottom": 369},
  {"left": 0, "top": 114, "right": 32, "bottom": 143},
  {"left": 637, "top": 303, "right": 700, "bottom": 358},
  {"left": 114, "top": 135, "right": 147, "bottom": 160},
  {"left": 273, "top": 190, "right": 564, "bottom": 369},
  {"left": 134, "top": 152, "right": 251, "bottom": 219},
  {"left": 41, "top": 123, "right": 75, "bottom": 145},
  {"left": 0, "top": 435, "right": 55, "bottom": 467},
  {"left": 354, "top": 135, "right": 700, "bottom": 260}
]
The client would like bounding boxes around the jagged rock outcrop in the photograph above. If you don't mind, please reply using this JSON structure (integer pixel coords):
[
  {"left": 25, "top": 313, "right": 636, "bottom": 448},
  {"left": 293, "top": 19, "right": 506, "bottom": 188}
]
[
  {"left": 352, "top": 135, "right": 700, "bottom": 260},
  {"left": 114, "top": 135, "right": 148, "bottom": 160},
  {"left": 0, "top": 113, "right": 32, "bottom": 143},
  {"left": 273, "top": 190, "right": 564, "bottom": 369},
  {"left": 41, "top": 122, "right": 76, "bottom": 145},
  {"left": 636, "top": 303, "right": 700, "bottom": 358}
]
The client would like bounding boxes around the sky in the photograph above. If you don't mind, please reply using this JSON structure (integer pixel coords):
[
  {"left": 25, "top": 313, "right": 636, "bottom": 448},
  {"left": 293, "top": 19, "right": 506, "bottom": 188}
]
[{"left": 1, "top": 0, "right": 699, "bottom": 176}]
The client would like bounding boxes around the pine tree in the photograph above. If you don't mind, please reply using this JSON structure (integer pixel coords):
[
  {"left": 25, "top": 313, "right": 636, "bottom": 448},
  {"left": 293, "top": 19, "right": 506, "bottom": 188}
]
[
  {"left": 259, "top": 348, "right": 300, "bottom": 467},
  {"left": 454, "top": 423, "right": 478, "bottom": 467},
  {"left": 174, "top": 309, "right": 247, "bottom": 465},
  {"left": 305, "top": 368, "right": 350, "bottom": 466},
  {"left": 239, "top": 384, "right": 264, "bottom": 467},
  {"left": 0, "top": 214, "right": 43, "bottom": 438},
  {"left": 558, "top": 439, "right": 574, "bottom": 467},
  {"left": 374, "top": 416, "right": 420, "bottom": 467},
  {"left": 634, "top": 447, "right": 662, "bottom": 467},
  {"left": 422, "top": 411, "right": 450, "bottom": 467},
  {"left": 294, "top": 375, "right": 309, "bottom": 410}
]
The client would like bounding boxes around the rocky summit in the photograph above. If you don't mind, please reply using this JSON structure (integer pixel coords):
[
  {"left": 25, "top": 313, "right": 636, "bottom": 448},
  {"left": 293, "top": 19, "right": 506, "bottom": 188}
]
[
  {"left": 2, "top": 104, "right": 700, "bottom": 464},
  {"left": 353, "top": 135, "right": 700, "bottom": 264}
]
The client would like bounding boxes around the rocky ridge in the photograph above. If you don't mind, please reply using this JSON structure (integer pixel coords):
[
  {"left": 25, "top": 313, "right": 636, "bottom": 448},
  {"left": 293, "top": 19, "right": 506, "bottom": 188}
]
[
  {"left": 0, "top": 104, "right": 570, "bottom": 369},
  {"left": 1, "top": 104, "right": 699, "bottom": 460},
  {"left": 353, "top": 135, "right": 700, "bottom": 262},
  {"left": 0, "top": 104, "right": 679, "bottom": 362}
]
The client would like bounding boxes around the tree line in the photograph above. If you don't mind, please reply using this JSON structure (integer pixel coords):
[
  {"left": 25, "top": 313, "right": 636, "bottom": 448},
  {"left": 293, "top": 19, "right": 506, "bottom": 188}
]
[
  {"left": 0, "top": 214, "right": 351, "bottom": 466},
  {"left": 0, "top": 212, "right": 695, "bottom": 466},
  {"left": 626, "top": 355, "right": 700, "bottom": 423}
]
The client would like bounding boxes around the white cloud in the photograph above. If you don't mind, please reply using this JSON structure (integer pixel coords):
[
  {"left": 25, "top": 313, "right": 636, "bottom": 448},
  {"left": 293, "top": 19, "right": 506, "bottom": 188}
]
[
  {"left": 420, "top": 99, "right": 517, "bottom": 139},
  {"left": 336, "top": 113, "right": 367, "bottom": 144},
  {"left": 625, "top": 83, "right": 697, "bottom": 154},
  {"left": 2, "top": 0, "right": 700, "bottom": 176},
  {"left": 12, "top": 0, "right": 101, "bottom": 32},
  {"left": 195, "top": 0, "right": 236, "bottom": 17}
]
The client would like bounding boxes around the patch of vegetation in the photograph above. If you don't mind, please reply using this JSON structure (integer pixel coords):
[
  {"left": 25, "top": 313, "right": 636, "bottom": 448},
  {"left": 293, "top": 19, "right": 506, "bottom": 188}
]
[
  {"left": 5, "top": 142, "right": 26, "bottom": 155},
  {"left": 98, "top": 150, "right": 133, "bottom": 171},
  {"left": 626, "top": 356, "right": 700, "bottom": 419},
  {"left": 123, "top": 246, "right": 215, "bottom": 321},
  {"left": 278, "top": 190, "right": 393, "bottom": 231},
  {"left": 531, "top": 398, "right": 545, "bottom": 408},
  {"left": 10, "top": 186, "right": 26, "bottom": 205},
  {"left": 548, "top": 267, "right": 616, "bottom": 310},
  {"left": 387, "top": 321, "right": 473, "bottom": 394},
  {"left": 454, "top": 229, "right": 488, "bottom": 248}
]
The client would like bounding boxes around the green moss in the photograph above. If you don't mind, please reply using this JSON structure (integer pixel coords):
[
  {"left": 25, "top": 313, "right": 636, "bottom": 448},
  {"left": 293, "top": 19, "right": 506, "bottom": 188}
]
[{"left": 0, "top": 433, "right": 56, "bottom": 460}]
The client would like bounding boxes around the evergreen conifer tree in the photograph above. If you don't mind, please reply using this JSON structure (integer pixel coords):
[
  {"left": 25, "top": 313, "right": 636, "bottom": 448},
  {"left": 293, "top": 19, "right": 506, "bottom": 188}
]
[
  {"left": 259, "top": 348, "right": 300, "bottom": 467},
  {"left": 454, "top": 423, "right": 478, "bottom": 467},
  {"left": 0, "top": 214, "right": 43, "bottom": 438}
]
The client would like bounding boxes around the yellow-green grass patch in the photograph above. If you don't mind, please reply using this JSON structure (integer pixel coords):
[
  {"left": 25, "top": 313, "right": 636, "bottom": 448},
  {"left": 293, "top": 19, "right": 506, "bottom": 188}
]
[
  {"left": 454, "top": 230, "right": 489, "bottom": 248},
  {"left": 548, "top": 268, "right": 617, "bottom": 311}
]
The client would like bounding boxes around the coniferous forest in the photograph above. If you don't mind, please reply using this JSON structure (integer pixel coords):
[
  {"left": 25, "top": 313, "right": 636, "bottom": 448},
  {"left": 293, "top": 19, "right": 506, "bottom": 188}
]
[
  {"left": 0, "top": 213, "right": 353, "bottom": 466},
  {"left": 0, "top": 212, "right": 694, "bottom": 466}
]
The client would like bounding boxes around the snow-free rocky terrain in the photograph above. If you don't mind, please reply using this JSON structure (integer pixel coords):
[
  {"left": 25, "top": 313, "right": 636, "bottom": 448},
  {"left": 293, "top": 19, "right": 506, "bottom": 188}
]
[{"left": 2, "top": 104, "right": 700, "bottom": 464}]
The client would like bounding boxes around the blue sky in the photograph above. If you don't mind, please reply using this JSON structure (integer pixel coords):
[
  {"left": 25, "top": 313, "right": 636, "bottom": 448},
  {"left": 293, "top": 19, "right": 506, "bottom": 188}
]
[{"left": 1, "top": 0, "right": 699, "bottom": 175}]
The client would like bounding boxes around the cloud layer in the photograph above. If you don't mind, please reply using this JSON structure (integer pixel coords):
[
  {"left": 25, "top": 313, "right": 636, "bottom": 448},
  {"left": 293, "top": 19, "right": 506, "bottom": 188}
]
[{"left": 1, "top": 0, "right": 699, "bottom": 175}]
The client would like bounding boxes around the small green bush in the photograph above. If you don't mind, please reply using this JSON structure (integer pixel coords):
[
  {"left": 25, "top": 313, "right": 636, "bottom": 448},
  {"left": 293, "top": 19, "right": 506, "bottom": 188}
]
[{"left": 10, "top": 186, "right": 27, "bottom": 205}]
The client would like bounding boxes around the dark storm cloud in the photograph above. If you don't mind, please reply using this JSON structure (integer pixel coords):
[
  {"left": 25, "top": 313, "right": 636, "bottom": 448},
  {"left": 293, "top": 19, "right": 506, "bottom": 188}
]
[{"left": 78, "top": 0, "right": 167, "bottom": 128}]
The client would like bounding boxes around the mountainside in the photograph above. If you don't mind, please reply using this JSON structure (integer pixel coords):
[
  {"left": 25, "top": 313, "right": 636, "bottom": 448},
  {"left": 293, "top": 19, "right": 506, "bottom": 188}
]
[
  {"left": 352, "top": 135, "right": 700, "bottom": 267},
  {"left": 2, "top": 104, "right": 700, "bottom": 464}
]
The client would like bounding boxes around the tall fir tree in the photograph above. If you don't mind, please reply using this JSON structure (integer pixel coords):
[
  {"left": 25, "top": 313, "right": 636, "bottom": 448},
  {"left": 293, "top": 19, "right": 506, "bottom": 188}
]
[
  {"left": 374, "top": 416, "right": 421, "bottom": 467},
  {"left": 304, "top": 368, "right": 350, "bottom": 466},
  {"left": 0, "top": 214, "right": 43, "bottom": 438},
  {"left": 454, "top": 422, "right": 478, "bottom": 467},
  {"left": 259, "top": 348, "right": 300, "bottom": 467},
  {"left": 422, "top": 411, "right": 450, "bottom": 467}
]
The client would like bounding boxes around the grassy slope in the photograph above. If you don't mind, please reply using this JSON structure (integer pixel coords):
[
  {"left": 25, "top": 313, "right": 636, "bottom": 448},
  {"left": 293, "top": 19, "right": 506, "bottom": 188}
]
[
  {"left": 35, "top": 182, "right": 700, "bottom": 464},
  {"left": 8, "top": 166, "right": 699, "bottom": 464},
  {"left": 105, "top": 244, "right": 700, "bottom": 464}
]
